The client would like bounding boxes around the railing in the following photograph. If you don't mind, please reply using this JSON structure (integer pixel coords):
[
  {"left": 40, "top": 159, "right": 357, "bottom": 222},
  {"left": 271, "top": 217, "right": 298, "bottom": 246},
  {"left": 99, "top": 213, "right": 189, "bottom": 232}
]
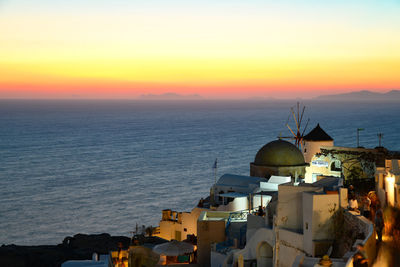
[
  {"left": 224, "top": 210, "right": 250, "bottom": 251},
  {"left": 225, "top": 210, "right": 249, "bottom": 235},
  {"left": 229, "top": 210, "right": 249, "bottom": 221}
]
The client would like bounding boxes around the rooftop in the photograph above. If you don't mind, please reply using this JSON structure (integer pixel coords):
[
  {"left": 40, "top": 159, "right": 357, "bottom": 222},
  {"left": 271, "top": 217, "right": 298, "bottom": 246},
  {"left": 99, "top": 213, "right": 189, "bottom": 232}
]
[
  {"left": 303, "top": 123, "right": 333, "bottom": 141},
  {"left": 253, "top": 139, "right": 306, "bottom": 166},
  {"left": 216, "top": 174, "right": 268, "bottom": 187}
]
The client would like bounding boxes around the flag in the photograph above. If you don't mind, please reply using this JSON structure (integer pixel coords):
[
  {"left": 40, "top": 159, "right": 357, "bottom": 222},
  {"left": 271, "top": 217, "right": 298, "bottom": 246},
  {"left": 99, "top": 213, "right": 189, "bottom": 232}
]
[{"left": 213, "top": 158, "right": 218, "bottom": 169}]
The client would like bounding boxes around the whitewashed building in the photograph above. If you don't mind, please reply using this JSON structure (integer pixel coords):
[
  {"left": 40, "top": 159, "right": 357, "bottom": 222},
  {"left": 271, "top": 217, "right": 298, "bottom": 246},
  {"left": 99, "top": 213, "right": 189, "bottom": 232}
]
[{"left": 376, "top": 158, "right": 400, "bottom": 208}]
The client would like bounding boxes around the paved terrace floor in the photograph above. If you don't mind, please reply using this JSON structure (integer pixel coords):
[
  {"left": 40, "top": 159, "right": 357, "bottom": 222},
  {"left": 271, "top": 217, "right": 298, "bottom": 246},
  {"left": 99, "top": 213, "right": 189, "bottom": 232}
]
[{"left": 372, "top": 235, "right": 400, "bottom": 267}]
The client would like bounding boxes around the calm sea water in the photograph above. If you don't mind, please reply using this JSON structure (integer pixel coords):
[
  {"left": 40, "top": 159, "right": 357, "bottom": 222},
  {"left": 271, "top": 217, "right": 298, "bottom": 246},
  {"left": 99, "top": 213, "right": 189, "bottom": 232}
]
[{"left": 0, "top": 100, "right": 399, "bottom": 245}]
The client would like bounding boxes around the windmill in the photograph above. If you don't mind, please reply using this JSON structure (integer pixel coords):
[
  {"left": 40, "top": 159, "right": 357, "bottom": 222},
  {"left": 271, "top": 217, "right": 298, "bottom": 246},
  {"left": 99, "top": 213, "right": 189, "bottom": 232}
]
[{"left": 278, "top": 102, "right": 309, "bottom": 149}]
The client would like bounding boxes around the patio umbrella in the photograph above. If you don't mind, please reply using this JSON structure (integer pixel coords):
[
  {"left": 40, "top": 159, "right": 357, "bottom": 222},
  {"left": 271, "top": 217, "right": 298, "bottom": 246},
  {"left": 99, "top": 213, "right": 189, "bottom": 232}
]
[{"left": 153, "top": 240, "right": 194, "bottom": 256}]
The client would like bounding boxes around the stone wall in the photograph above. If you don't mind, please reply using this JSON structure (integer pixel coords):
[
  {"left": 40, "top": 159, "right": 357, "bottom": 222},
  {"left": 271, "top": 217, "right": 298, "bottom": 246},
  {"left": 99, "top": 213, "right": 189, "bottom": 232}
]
[
  {"left": 342, "top": 211, "right": 376, "bottom": 267},
  {"left": 0, "top": 233, "right": 131, "bottom": 267}
]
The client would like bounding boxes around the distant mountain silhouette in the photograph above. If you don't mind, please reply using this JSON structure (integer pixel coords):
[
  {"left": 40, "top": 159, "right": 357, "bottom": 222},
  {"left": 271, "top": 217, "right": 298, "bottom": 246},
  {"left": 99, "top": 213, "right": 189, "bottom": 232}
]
[
  {"left": 315, "top": 90, "right": 400, "bottom": 101},
  {"left": 139, "top": 93, "right": 202, "bottom": 100}
]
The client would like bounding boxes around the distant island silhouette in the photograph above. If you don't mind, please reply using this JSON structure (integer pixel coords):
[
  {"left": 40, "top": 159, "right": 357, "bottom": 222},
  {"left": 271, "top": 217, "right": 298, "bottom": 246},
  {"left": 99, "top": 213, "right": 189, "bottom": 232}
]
[
  {"left": 137, "top": 90, "right": 400, "bottom": 102},
  {"left": 139, "top": 93, "right": 202, "bottom": 100},
  {"left": 315, "top": 89, "right": 400, "bottom": 101}
]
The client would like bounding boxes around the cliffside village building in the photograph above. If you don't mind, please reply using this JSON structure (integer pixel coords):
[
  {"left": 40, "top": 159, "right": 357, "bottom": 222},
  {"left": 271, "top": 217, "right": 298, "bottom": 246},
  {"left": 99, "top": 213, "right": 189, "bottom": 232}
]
[
  {"left": 62, "top": 124, "right": 400, "bottom": 267},
  {"left": 153, "top": 124, "right": 400, "bottom": 267}
]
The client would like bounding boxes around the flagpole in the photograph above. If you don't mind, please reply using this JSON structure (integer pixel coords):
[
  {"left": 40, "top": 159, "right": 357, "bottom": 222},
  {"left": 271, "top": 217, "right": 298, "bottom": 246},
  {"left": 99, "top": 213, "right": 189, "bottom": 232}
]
[{"left": 214, "top": 158, "right": 218, "bottom": 185}]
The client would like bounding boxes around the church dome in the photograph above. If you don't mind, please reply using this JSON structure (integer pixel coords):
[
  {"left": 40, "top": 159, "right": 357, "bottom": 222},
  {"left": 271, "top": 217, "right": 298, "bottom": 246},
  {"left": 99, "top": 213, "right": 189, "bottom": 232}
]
[{"left": 254, "top": 139, "right": 305, "bottom": 166}]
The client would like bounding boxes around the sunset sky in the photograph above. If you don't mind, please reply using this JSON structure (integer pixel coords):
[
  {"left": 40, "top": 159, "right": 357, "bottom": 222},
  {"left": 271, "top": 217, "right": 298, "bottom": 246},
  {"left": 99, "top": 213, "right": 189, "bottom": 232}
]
[{"left": 1, "top": 0, "right": 399, "bottom": 99}]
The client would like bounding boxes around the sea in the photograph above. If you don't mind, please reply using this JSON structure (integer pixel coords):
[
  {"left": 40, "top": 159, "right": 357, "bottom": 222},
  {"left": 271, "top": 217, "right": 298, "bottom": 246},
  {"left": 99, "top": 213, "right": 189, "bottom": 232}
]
[{"left": 1, "top": 99, "right": 399, "bottom": 245}]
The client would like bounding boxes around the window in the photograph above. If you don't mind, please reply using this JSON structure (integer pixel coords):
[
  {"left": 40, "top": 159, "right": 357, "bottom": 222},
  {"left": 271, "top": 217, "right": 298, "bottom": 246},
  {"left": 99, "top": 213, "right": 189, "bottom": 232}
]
[
  {"left": 175, "top": 231, "right": 181, "bottom": 241},
  {"left": 330, "top": 161, "right": 342, "bottom": 171}
]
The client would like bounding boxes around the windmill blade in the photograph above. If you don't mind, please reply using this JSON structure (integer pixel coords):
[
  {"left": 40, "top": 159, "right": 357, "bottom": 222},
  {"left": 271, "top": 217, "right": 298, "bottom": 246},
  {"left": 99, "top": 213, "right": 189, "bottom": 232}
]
[
  {"left": 291, "top": 108, "right": 300, "bottom": 132},
  {"left": 277, "top": 132, "right": 294, "bottom": 140},
  {"left": 297, "top": 102, "right": 300, "bottom": 128},
  {"left": 283, "top": 102, "right": 308, "bottom": 148},
  {"left": 286, "top": 124, "right": 297, "bottom": 138},
  {"left": 301, "top": 118, "right": 310, "bottom": 136},
  {"left": 299, "top": 106, "right": 305, "bottom": 128},
  {"left": 279, "top": 136, "right": 296, "bottom": 139}
]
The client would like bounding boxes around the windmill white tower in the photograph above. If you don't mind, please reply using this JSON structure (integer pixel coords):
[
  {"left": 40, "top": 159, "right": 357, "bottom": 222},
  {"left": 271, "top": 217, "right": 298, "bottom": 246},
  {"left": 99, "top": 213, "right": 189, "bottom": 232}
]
[{"left": 302, "top": 124, "right": 334, "bottom": 163}]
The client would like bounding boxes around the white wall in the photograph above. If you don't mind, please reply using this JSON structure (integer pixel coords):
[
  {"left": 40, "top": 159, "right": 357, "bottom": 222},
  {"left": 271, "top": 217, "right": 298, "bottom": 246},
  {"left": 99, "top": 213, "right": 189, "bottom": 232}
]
[
  {"left": 302, "top": 140, "right": 333, "bottom": 163},
  {"left": 302, "top": 192, "right": 314, "bottom": 255},
  {"left": 246, "top": 214, "right": 268, "bottom": 241},
  {"left": 233, "top": 228, "right": 275, "bottom": 261},
  {"left": 158, "top": 220, "right": 179, "bottom": 241},
  {"left": 303, "top": 193, "right": 339, "bottom": 256},
  {"left": 376, "top": 161, "right": 400, "bottom": 208},
  {"left": 211, "top": 251, "right": 227, "bottom": 267},
  {"left": 277, "top": 185, "right": 321, "bottom": 231},
  {"left": 252, "top": 195, "right": 272, "bottom": 209},
  {"left": 217, "top": 197, "right": 248, "bottom": 212},
  {"left": 181, "top": 208, "right": 204, "bottom": 238},
  {"left": 157, "top": 208, "right": 205, "bottom": 241},
  {"left": 276, "top": 228, "right": 304, "bottom": 267},
  {"left": 386, "top": 176, "right": 396, "bottom": 206},
  {"left": 304, "top": 154, "right": 340, "bottom": 183}
]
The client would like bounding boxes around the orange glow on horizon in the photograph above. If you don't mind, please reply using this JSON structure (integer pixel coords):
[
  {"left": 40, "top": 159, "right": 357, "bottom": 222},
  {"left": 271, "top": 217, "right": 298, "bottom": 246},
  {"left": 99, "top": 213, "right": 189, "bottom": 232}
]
[
  {"left": 1, "top": 57, "right": 399, "bottom": 98},
  {"left": 1, "top": 1, "right": 399, "bottom": 99}
]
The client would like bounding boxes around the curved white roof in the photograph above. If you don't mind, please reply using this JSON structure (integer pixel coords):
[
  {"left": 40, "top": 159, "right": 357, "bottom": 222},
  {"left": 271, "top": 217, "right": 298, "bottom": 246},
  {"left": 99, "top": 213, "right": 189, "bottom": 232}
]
[{"left": 216, "top": 174, "right": 268, "bottom": 187}]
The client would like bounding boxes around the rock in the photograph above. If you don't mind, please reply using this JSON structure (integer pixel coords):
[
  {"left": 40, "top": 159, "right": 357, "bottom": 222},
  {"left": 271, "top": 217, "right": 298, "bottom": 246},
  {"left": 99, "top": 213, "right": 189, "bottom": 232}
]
[
  {"left": 63, "top": 233, "right": 130, "bottom": 253},
  {"left": 0, "top": 233, "right": 130, "bottom": 267}
]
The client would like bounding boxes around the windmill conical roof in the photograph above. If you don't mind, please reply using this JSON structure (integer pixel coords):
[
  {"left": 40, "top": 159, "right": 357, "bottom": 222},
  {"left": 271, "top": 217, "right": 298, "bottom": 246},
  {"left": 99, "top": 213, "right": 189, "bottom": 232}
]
[{"left": 303, "top": 124, "right": 333, "bottom": 141}]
